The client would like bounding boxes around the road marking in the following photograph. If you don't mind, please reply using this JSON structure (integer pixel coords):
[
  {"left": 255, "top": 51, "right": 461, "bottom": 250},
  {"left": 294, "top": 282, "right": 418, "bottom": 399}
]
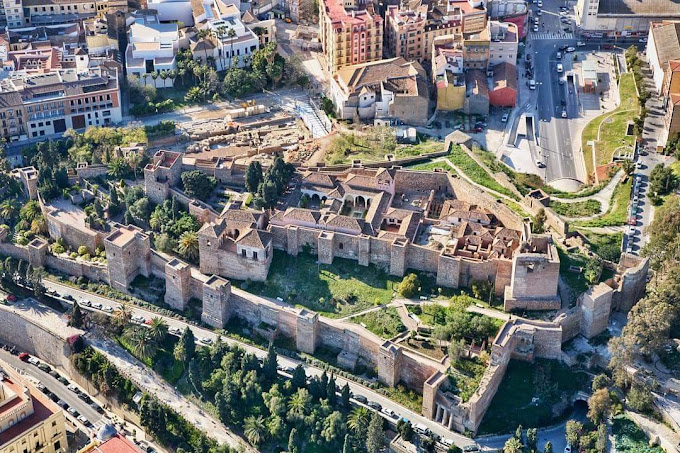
[{"left": 531, "top": 32, "right": 574, "bottom": 40}]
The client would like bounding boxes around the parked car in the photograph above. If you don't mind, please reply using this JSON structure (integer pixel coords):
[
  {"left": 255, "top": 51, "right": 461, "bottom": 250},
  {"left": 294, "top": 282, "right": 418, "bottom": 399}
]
[
  {"left": 103, "top": 305, "right": 113, "bottom": 313},
  {"left": 556, "top": 51, "right": 562, "bottom": 59},
  {"left": 67, "top": 407, "right": 78, "bottom": 416},
  {"left": 90, "top": 402, "right": 104, "bottom": 413},
  {"left": 28, "top": 357, "right": 40, "bottom": 365},
  {"left": 78, "top": 393, "right": 92, "bottom": 403},
  {"left": 381, "top": 408, "right": 397, "bottom": 418},
  {"left": 354, "top": 395, "right": 368, "bottom": 404},
  {"left": 38, "top": 363, "right": 51, "bottom": 373},
  {"left": 80, "top": 298, "right": 91, "bottom": 307},
  {"left": 67, "top": 384, "right": 80, "bottom": 393},
  {"left": 368, "top": 401, "right": 382, "bottom": 411},
  {"left": 556, "top": 63, "right": 564, "bottom": 73},
  {"left": 92, "top": 302, "right": 103, "bottom": 310},
  {"left": 19, "top": 352, "right": 30, "bottom": 362},
  {"left": 169, "top": 327, "right": 181, "bottom": 335},
  {"left": 566, "top": 47, "right": 575, "bottom": 52},
  {"left": 58, "top": 376, "right": 69, "bottom": 385},
  {"left": 36, "top": 382, "right": 46, "bottom": 391},
  {"left": 77, "top": 415, "right": 89, "bottom": 425},
  {"left": 501, "top": 113, "right": 509, "bottom": 122},
  {"left": 639, "top": 38, "right": 648, "bottom": 43},
  {"left": 200, "top": 337, "right": 213, "bottom": 345},
  {"left": 535, "top": 160, "right": 546, "bottom": 168},
  {"left": 562, "top": 110, "right": 568, "bottom": 118}
]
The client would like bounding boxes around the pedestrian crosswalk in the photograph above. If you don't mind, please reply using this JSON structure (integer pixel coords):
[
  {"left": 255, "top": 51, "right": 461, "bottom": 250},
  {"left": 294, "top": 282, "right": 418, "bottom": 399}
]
[{"left": 531, "top": 32, "right": 575, "bottom": 40}]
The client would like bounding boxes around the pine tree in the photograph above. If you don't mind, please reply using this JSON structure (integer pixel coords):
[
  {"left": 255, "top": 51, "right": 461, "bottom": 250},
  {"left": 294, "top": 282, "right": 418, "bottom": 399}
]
[
  {"left": 365, "top": 410, "right": 385, "bottom": 453},
  {"left": 69, "top": 301, "right": 83, "bottom": 328},
  {"left": 174, "top": 326, "right": 195, "bottom": 364},
  {"left": 341, "top": 383, "right": 351, "bottom": 407},
  {"left": 263, "top": 343, "right": 278, "bottom": 382},
  {"left": 288, "top": 427, "right": 299, "bottom": 453},
  {"left": 327, "top": 374, "right": 337, "bottom": 405},
  {"left": 343, "top": 433, "right": 352, "bottom": 453}
]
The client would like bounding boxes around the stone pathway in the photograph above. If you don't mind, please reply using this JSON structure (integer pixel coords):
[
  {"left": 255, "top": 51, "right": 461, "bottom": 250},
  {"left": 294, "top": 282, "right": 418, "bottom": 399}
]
[
  {"left": 552, "top": 170, "right": 625, "bottom": 220},
  {"left": 87, "top": 335, "right": 251, "bottom": 451}
]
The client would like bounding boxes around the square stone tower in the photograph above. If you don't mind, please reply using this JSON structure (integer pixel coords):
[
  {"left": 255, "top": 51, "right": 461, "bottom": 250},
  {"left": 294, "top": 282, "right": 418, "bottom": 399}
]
[
  {"left": 143, "top": 150, "right": 183, "bottom": 205},
  {"left": 201, "top": 275, "right": 232, "bottom": 328},
  {"left": 296, "top": 309, "right": 318, "bottom": 354},
  {"left": 580, "top": 282, "right": 613, "bottom": 338},
  {"left": 377, "top": 340, "right": 403, "bottom": 387},
  {"left": 164, "top": 258, "right": 192, "bottom": 310},
  {"left": 27, "top": 237, "right": 48, "bottom": 268},
  {"left": 104, "top": 225, "right": 151, "bottom": 293}
]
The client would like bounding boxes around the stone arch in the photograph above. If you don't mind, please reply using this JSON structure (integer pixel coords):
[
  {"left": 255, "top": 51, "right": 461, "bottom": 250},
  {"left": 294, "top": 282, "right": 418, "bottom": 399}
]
[
  {"left": 311, "top": 193, "right": 321, "bottom": 204},
  {"left": 355, "top": 195, "right": 366, "bottom": 208}
]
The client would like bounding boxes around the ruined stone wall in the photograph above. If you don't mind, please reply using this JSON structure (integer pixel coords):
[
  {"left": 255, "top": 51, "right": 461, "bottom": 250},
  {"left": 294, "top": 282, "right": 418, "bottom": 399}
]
[
  {"left": 554, "top": 308, "right": 581, "bottom": 342},
  {"left": 579, "top": 283, "right": 613, "bottom": 338},
  {"left": 0, "top": 306, "right": 80, "bottom": 373},
  {"left": 406, "top": 244, "right": 440, "bottom": 274},
  {"left": 399, "top": 350, "right": 441, "bottom": 390},
  {"left": 459, "top": 258, "right": 504, "bottom": 295},
  {"left": 75, "top": 164, "right": 109, "bottom": 180},
  {"left": 530, "top": 324, "right": 562, "bottom": 359},
  {"left": 523, "top": 194, "right": 569, "bottom": 235},
  {"left": 202, "top": 244, "right": 271, "bottom": 281},
  {"left": 44, "top": 255, "right": 109, "bottom": 283},
  {"left": 0, "top": 242, "right": 29, "bottom": 261},
  {"left": 612, "top": 254, "right": 649, "bottom": 312},
  {"left": 369, "top": 237, "right": 392, "bottom": 268},
  {"left": 45, "top": 213, "right": 102, "bottom": 254},
  {"left": 393, "top": 170, "right": 453, "bottom": 195}
]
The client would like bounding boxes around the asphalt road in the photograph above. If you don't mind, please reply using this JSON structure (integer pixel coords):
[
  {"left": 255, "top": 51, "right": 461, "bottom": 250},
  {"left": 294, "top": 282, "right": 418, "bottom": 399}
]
[
  {"left": 0, "top": 348, "right": 103, "bottom": 428},
  {"left": 43, "top": 280, "right": 478, "bottom": 448}
]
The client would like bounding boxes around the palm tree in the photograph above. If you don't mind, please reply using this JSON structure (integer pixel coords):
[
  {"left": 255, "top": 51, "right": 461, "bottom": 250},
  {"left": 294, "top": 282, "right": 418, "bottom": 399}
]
[
  {"left": 126, "top": 152, "right": 141, "bottom": 180},
  {"left": 148, "top": 317, "right": 168, "bottom": 343},
  {"left": 149, "top": 209, "right": 164, "bottom": 232},
  {"left": 227, "top": 28, "right": 236, "bottom": 70},
  {"left": 142, "top": 73, "right": 149, "bottom": 86},
  {"left": 150, "top": 71, "right": 159, "bottom": 87},
  {"left": 126, "top": 327, "right": 158, "bottom": 360},
  {"left": 348, "top": 406, "right": 371, "bottom": 435},
  {"left": 243, "top": 415, "right": 267, "bottom": 446},
  {"left": 504, "top": 437, "right": 523, "bottom": 453},
  {"left": 115, "top": 303, "right": 132, "bottom": 325},
  {"left": 167, "top": 69, "right": 177, "bottom": 87},
  {"left": 159, "top": 70, "right": 168, "bottom": 88},
  {"left": 197, "top": 29, "right": 211, "bottom": 65},
  {"left": 177, "top": 231, "right": 199, "bottom": 261},
  {"left": 621, "top": 159, "right": 634, "bottom": 176},
  {"left": 0, "top": 199, "right": 19, "bottom": 224},
  {"left": 216, "top": 25, "right": 227, "bottom": 69},
  {"left": 108, "top": 158, "right": 128, "bottom": 180},
  {"left": 288, "top": 388, "right": 310, "bottom": 419}
]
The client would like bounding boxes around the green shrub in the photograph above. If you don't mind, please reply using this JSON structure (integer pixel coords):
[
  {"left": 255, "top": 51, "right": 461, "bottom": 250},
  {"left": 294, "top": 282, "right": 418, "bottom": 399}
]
[
  {"left": 398, "top": 273, "right": 420, "bottom": 298},
  {"left": 78, "top": 245, "right": 88, "bottom": 256}
]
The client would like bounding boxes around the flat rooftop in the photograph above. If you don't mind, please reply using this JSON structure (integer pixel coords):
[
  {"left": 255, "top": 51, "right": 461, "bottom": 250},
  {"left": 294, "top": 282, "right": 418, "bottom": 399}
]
[{"left": 598, "top": 0, "right": 680, "bottom": 16}]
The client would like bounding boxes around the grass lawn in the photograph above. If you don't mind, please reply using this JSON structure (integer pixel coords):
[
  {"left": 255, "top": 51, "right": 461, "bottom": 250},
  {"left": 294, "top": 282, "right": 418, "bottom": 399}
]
[
  {"left": 579, "top": 230, "right": 623, "bottom": 262},
  {"left": 557, "top": 247, "right": 591, "bottom": 305},
  {"left": 117, "top": 333, "right": 185, "bottom": 385},
  {"left": 445, "top": 145, "right": 519, "bottom": 200},
  {"left": 573, "top": 178, "right": 632, "bottom": 227},
  {"left": 353, "top": 307, "right": 407, "bottom": 338},
  {"left": 408, "top": 160, "right": 458, "bottom": 173},
  {"left": 324, "top": 132, "right": 445, "bottom": 165},
  {"left": 240, "top": 251, "right": 400, "bottom": 317},
  {"left": 582, "top": 73, "right": 639, "bottom": 178},
  {"left": 478, "top": 359, "right": 588, "bottom": 434},
  {"left": 449, "top": 357, "right": 487, "bottom": 402},
  {"left": 403, "top": 338, "right": 447, "bottom": 360},
  {"left": 550, "top": 199, "right": 602, "bottom": 217},
  {"left": 381, "top": 384, "right": 424, "bottom": 413},
  {"left": 612, "top": 415, "right": 664, "bottom": 453}
]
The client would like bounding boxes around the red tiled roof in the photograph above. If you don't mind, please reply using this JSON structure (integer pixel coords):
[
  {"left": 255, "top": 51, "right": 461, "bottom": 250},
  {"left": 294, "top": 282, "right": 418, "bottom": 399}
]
[{"left": 93, "top": 435, "right": 142, "bottom": 453}]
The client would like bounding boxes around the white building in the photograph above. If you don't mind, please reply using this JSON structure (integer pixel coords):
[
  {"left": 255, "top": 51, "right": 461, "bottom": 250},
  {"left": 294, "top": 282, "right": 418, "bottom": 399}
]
[
  {"left": 191, "top": 0, "right": 259, "bottom": 71},
  {"left": 488, "top": 20, "right": 518, "bottom": 67},
  {"left": 125, "top": 12, "right": 179, "bottom": 88},
  {"left": 146, "top": 0, "right": 195, "bottom": 26},
  {"left": 575, "top": 0, "right": 680, "bottom": 36},
  {"left": 647, "top": 21, "right": 680, "bottom": 94}
]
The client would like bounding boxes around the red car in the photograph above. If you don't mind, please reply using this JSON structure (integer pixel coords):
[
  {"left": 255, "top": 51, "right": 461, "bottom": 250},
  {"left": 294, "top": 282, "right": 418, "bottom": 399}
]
[
  {"left": 6, "top": 294, "right": 17, "bottom": 302},
  {"left": 19, "top": 353, "right": 30, "bottom": 362}
]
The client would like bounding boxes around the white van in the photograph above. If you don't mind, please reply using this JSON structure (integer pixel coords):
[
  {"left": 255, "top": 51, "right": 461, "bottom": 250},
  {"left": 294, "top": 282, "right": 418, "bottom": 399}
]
[
  {"left": 414, "top": 423, "right": 430, "bottom": 435},
  {"left": 557, "top": 63, "right": 564, "bottom": 73},
  {"left": 529, "top": 80, "right": 536, "bottom": 90}
]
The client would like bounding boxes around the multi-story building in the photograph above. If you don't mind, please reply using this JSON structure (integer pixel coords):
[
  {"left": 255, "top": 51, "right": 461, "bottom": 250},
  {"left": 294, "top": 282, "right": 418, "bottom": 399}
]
[
  {"left": 0, "top": 65, "right": 121, "bottom": 142},
  {"left": 191, "top": 0, "right": 260, "bottom": 71},
  {"left": 125, "top": 12, "right": 179, "bottom": 87},
  {"left": 432, "top": 35, "right": 465, "bottom": 111},
  {"left": 575, "top": 0, "right": 680, "bottom": 37},
  {"left": 488, "top": 20, "right": 517, "bottom": 67},
  {"left": 241, "top": 11, "right": 276, "bottom": 46},
  {"left": 647, "top": 21, "right": 680, "bottom": 93},
  {"left": 2, "top": 0, "right": 25, "bottom": 27},
  {"left": 487, "top": 0, "right": 528, "bottom": 39},
  {"left": 22, "top": 0, "right": 97, "bottom": 25},
  {"left": 384, "top": 4, "right": 427, "bottom": 61},
  {"left": 462, "top": 25, "right": 489, "bottom": 70},
  {"left": 329, "top": 56, "right": 430, "bottom": 125},
  {"left": 319, "top": 0, "right": 383, "bottom": 73},
  {"left": 0, "top": 360, "right": 68, "bottom": 453},
  {"left": 661, "top": 59, "right": 680, "bottom": 147}
]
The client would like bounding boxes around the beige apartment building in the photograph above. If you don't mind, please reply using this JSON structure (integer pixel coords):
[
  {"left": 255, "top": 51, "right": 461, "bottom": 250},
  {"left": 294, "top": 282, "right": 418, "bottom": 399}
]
[
  {"left": 319, "top": 0, "right": 383, "bottom": 73},
  {"left": 0, "top": 361, "right": 68, "bottom": 453},
  {"left": 384, "top": 4, "right": 427, "bottom": 61}
]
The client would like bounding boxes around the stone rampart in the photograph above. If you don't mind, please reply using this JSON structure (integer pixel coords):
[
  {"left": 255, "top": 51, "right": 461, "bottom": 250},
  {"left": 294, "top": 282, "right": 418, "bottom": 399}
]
[
  {"left": 612, "top": 254, "right": 649, "bottom": 312},
  {"left": 45, "top": 255, "right": 109, "bottom": 282}
]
